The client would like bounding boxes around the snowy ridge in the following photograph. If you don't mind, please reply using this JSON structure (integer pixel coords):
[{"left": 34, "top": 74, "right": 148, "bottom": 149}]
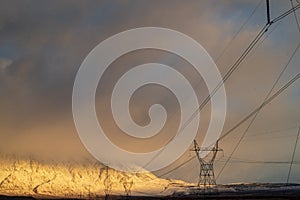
[
  {"left": 2, "top": 157, "right": 298, "bottom": 198},
  {"left": 0, "top": 157, "right": 191, "bottom": 198}
]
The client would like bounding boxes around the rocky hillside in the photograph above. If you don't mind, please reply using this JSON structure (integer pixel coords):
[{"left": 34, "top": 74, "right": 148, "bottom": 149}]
[{"left": 0, "top": 157, "right": 189, "bottom": 198}]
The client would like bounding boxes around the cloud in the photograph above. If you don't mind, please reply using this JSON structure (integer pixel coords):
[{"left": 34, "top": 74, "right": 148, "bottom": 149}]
[
  {"left": 0, "top": 58, "right": 12, "bottom": 70},
  {"left": 0, "top": 0, "right": 299, "bottom": 184}
]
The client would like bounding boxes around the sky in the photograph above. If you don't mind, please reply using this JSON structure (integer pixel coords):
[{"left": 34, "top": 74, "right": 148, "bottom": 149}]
[{"left": 0, "top": 0, "right": 300, "bottom": 184}]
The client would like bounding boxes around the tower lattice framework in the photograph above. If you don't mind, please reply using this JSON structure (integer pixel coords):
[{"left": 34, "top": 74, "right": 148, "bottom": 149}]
[{"left": 192, "top": 140, "right": 222, "bottom": 187}]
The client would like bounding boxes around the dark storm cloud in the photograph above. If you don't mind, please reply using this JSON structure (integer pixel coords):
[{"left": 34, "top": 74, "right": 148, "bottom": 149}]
[
  {"left": 0, "top": 0, "right": 223, "bottom": 133},
  {"left": 0, "top": 0, "right": 299, "bottom": 183},
  {"left": 0, "top": 1, "right": 129, "bottom": 128}
]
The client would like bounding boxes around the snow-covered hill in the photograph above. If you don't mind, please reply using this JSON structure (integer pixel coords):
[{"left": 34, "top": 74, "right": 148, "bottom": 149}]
[
  {"left": 0, "top": 157, "right": 190, "bottom": 198},
  {"left": 3, "top": 157, "right": 298, "bottom": 199}
]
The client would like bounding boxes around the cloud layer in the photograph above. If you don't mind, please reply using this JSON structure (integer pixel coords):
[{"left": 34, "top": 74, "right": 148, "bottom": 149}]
[{"left": 0, "top": 0, "right": 299, "bottom": 184}]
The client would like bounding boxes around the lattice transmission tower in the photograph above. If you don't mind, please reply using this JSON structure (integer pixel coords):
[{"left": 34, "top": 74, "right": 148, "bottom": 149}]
[{"left": 192, "top": 140, "right": 223, "bottom": 187}]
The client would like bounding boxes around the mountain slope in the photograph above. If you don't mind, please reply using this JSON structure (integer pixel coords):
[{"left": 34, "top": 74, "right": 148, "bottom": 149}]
[{"left": 0, "top": 157, "right": 189, "bottom": 198}]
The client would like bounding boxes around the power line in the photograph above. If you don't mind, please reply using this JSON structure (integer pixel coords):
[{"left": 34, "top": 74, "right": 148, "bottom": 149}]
[
  {"left": 143, "top": 7, "right": 269, "bottom": 169},
  {"left": 144, "top": 3, "right": 300, "bottom": 182},
  {"left": 247, "top": 126, "right": 299, "bottom": 137},
  {"left": 220, "top": 155, "right": 300, "bottom": 164},
  {"left": 156, "top": 0, "right": 264, "bottom": 139},
  {"left": 290, "top": 0, "right": 300, "bottom": 32},
  {"left": 153, "top": 24, "right": 270, "bottom": 168},
  {"left": 247, "top": 21, "right": 281, "bottom": 59},
  {"left": 240, "top": 133, "right": 298, "bottom": 141},
  {"left": 158, "top": 71, "right": 300, "bottom": 179},
  {"left": 218, "top": 42, "right": 299, "bottom": 143},
  {"left": 286, "top": 127, "right": 300, "bottom": 186},
  {"left": 216, "top": 42, "right": 300, "bottom": 179},
  {"left": 272, "top": 3, "right": 300, "bottom": 24},
  {"left": 158, "top": 155, "right": 197, "bottom": 177},
  {"left": 215, "top": 0, "right": 264, "bottom": 63},
  {"left": 218, "top": 72, "right": 300, "bottom": 143},
  {"left": 224, "top": 132, "right": 298, "bottom": 142},
  {"left": 222, "top": 126, "right": 299, "bottom": 140},
  {"left": 155, "top": 0, "right": 300, "bottom": 169}
]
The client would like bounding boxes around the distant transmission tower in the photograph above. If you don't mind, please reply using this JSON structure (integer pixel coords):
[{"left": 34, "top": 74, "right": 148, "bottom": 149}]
[
  {"left": 192, "top": 140, "right": 223, "bottom": 187},
  {"left": 120, "top": 176, "right": 133, "bottom": 197},
  {"left": 102, "top": 165, "right": 112, "bottom": 200}
]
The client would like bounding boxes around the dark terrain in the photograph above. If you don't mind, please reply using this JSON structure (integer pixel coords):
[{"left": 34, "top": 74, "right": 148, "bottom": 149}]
[{"left": 1, "top": 183, "right": 300, "bottom": 200}]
